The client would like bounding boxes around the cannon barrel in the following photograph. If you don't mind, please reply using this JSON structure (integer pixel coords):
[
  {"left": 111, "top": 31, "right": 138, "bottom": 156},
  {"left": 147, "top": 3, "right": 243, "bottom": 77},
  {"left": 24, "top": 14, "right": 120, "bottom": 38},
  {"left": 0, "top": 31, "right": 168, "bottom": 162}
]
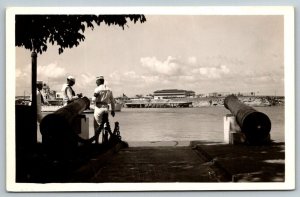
[
  {"left": 224, "top": 95, "right": 271, "bottom": 144},
  {"left": 40, "top": 97, "right": 90, "bottom": 159}
]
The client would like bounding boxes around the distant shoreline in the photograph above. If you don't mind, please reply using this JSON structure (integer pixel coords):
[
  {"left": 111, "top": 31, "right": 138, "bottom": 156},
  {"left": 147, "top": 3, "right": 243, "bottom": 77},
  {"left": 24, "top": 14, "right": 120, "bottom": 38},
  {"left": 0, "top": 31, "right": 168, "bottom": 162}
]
[{"left": 122, "top": 96, "right": 284, "bottom": 108}]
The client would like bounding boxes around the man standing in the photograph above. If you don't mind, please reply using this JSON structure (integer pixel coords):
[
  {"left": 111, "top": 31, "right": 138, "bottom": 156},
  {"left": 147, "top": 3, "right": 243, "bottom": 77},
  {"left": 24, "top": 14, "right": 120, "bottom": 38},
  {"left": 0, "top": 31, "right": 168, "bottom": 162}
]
[
  {"left": 36, "top": 80, "right": 45, "bottom": 123},
  {"left": 61, "top": 76, "right": 82, "bottom": 106},
  {"left": 93, "top": 76, "right": 115, "bottom": 143}
]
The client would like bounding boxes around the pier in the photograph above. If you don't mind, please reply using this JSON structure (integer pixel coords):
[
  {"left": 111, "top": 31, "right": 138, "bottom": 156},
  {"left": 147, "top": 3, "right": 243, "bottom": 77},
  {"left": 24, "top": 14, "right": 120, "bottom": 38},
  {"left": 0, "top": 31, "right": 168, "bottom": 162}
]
[{"left": 125, "top": 100, "right": 193, "bottom": 108}]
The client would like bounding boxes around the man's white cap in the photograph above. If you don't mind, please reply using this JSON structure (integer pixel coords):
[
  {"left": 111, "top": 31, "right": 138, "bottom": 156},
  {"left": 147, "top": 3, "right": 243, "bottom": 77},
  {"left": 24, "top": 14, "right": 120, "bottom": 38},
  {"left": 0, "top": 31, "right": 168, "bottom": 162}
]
[
  {"left": 96, "top": 76, "right": 104, "bottom": 80},
  {"left": 67, "top": 76, "right": 75, "bottom": 82}
]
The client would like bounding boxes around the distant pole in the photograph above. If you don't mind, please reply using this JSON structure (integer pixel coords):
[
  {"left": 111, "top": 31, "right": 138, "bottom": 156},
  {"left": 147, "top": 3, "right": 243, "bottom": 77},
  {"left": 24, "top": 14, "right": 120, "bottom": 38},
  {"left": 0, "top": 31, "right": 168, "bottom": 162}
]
[{"left": 31, "top": 51, "right": 37, "bottom": 144}]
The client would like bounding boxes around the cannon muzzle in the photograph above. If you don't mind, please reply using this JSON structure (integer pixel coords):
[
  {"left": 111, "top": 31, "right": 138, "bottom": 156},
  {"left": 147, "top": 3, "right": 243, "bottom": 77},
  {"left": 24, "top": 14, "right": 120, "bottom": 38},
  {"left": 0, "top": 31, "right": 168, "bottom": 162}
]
[
  {"left": 224, "top": 95, "right": 271, "bottom": 144},
  {"left": 40, "top": 97, "right": 90, "bottom": 159}
]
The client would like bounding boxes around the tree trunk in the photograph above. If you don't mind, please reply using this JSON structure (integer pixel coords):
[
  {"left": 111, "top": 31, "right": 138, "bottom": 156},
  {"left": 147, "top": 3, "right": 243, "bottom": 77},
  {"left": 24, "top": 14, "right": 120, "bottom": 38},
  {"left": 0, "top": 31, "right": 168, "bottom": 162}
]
[{"left": 31, "top": 51, "right": 37, "bottom": 144}]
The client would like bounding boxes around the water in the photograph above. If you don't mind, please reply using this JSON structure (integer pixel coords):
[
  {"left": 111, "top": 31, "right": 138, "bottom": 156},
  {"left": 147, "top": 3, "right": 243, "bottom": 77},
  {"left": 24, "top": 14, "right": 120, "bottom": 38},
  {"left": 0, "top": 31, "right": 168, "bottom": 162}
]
[{"left": 86, "top": 106, "right": 285, "bottom": 143}]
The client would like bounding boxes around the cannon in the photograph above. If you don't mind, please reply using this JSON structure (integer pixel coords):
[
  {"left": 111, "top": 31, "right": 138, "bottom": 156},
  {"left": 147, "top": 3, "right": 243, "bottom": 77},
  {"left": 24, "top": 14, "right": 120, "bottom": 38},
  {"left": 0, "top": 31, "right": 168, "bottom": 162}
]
[
  {"left": 224, "top": 95, "right": 271, "bottom": 144},
  {"left": 40, "top": 97, "right": 90, "bottom": 159}
]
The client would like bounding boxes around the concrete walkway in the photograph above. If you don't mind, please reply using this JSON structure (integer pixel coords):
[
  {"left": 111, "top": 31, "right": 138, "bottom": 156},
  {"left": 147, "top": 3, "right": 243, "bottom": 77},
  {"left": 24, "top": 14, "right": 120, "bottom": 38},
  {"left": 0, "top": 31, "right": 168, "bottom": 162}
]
[
  {"left": 191, "top": 141, "right": 285, "bottom": 182},
  {"left": 87, "top": 146, "right": 217, "bottom": 182},
  {"left": 69, "top": 140, "right": 284, "bottom": 183}
]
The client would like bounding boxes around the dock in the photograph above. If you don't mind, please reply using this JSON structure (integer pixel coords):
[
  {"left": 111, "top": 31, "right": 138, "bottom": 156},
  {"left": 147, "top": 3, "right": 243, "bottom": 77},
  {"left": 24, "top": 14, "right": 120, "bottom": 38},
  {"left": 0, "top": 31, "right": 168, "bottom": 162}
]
[{"left": 125, "top": 100, "right": 193, "bottom": 108}]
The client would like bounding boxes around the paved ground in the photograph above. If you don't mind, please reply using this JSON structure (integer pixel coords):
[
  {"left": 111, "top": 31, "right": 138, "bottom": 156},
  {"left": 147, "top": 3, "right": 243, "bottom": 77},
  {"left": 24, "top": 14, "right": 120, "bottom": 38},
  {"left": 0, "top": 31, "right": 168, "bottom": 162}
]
[
  {"left": 68, "top": 140, "right": 285, "bottom": 183},
  {"left": 16, "top": 140, "right": 285, "bottom": 183},
  {"left": 190, "top": 141, "right": 285, "bottom": 182},
  {"left": 87, "top": 147, "right": 217, "bottom": 182}
]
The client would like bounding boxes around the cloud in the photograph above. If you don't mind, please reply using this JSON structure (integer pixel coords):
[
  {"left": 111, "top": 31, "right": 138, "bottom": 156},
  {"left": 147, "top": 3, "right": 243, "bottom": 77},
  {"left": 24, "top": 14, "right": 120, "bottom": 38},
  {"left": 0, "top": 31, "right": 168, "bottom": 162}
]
[
  {"left": 80, "top": 73, "right": 96, "bottom": 86},
  {"left": 192, "top": 64, "right": 231, "bottom": 79},
  {"left": 140, "top": 56, "right": 182, "bottom": 76},
  {"left": 37, "top": 62, "right": 66, "bottom": 80},
  {"left": 15, "top": 64, "right": 32, "bottom": 95},
  {"left": 140, "top": 56, "right": 234, "bottom": 80},
  {"left": 16, "top": 68, "right": 28, "bottom": 78},
  {"left": 187, "top": 56, "right": 197, "bottom": 65},
  {"left": 179, "top": 75, "right": 196, "bottom": 82},
  {"left": 124, "top": 71, "right": 140, "bottom": 79},
  {"left": 78, "top": 55, "right": 283, "bottom": 97},
  {"left": 245, "top": 74, "right": 276, "bottom": 84},
  {"left": 109, "top": 71, "right": 161, "bottom": 87},
  {"left": 220, "top": 65, "right": 230, "bottom": 74},
  {"left": 106, "top": 70, "right": 164, "bottom": 95},
  {"left": 109, "top": 71, "right": 122, "bottom": 83},
  {"left": 141, "top": 75, "right": 160, "bottom": 84}
]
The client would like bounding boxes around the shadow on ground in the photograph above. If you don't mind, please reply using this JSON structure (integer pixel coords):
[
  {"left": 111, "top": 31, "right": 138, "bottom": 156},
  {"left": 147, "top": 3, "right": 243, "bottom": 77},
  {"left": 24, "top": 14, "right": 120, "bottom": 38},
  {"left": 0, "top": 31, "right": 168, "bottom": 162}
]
[
  {"left": 16, "top": 141, "right": 127, "bottom": 183},
  {"left": 190, "top": 140, "right": 285, "bottom": 182},
  {"left": 16, "top": 140, "right": 285, "bottom": 183}
]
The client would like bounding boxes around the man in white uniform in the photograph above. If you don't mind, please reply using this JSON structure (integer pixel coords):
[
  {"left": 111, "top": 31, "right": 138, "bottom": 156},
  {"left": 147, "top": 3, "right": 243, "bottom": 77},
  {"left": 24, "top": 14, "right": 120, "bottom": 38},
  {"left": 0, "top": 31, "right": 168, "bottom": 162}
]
[
  {"left": 93, "top": 76, "right": 115, "bottom": 143},
  {"left": 61, "top": 76, "right": 82, "bottom": 106}
]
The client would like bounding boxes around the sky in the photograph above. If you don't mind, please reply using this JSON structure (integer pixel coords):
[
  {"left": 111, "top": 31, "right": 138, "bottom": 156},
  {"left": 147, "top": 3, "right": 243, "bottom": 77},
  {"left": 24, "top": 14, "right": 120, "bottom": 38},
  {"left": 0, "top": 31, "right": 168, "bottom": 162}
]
[{"left": 15, "top": 15, "right": 284, "bottom": 98}]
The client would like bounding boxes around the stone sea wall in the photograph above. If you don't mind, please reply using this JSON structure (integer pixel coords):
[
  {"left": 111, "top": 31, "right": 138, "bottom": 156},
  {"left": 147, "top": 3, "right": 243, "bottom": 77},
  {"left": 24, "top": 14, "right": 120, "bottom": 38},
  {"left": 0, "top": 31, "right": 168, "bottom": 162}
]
[{"left": 172, "top": 96, "right": 284, "bottom": 107}]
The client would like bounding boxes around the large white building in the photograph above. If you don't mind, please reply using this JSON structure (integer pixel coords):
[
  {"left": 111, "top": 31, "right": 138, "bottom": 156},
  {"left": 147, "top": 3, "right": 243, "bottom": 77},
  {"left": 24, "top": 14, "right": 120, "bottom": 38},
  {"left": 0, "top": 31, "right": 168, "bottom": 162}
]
[{"left": 153, "top": 89, "right": 195, "bottom": 99}]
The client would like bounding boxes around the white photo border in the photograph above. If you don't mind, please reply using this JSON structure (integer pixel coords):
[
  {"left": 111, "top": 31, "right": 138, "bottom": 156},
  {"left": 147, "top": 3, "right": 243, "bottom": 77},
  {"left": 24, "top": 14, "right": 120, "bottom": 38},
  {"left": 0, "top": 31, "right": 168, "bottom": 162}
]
[{"left": 6, "top": 6, "right": 295, "bottom": 191}]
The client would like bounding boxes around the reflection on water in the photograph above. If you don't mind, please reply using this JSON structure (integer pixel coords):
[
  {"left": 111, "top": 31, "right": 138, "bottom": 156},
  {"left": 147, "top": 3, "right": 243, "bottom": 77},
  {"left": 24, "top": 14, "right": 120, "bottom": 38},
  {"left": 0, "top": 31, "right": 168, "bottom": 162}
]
[{"left": 85, "top": 106, "right": 284, "bottom": 142}]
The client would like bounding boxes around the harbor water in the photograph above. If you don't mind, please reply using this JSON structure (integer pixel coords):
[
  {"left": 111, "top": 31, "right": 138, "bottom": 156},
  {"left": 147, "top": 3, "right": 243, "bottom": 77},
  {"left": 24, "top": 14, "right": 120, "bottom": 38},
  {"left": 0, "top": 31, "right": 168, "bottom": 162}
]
[{"left": 84, "top": 106, "right": 284, "bottom": 143}]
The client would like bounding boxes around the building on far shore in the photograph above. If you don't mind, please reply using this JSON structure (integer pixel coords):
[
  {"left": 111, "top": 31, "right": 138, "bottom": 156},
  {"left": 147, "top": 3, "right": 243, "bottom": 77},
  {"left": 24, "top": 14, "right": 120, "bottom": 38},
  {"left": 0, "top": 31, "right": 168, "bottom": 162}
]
[
  {"left": 208, "top": 92, "right": 231, "bottom": 97},
  {"left": 208, "top": 92, "right": 258, "bottom": 97},
  {"left": 41, "top": 83, "right": 61, "bottom": 100},
  {"left": 153, "top": 89, "right": 195, "bottom": 99}
]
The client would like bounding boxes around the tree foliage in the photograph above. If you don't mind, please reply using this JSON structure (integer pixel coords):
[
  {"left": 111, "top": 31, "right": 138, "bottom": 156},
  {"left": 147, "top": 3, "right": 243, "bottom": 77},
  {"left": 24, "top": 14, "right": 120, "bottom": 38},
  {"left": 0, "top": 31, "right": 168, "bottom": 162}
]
[{"left": 15, "top": 15, "right": 146, "bottom": 54}]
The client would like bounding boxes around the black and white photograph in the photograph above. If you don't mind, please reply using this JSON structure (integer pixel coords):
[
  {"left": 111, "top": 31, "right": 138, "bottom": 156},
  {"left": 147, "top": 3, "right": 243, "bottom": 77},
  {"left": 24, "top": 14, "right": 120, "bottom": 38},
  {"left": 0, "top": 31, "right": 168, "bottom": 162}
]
[{"left": 6, "top": 6, "right": 295, "bottom": 191}]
